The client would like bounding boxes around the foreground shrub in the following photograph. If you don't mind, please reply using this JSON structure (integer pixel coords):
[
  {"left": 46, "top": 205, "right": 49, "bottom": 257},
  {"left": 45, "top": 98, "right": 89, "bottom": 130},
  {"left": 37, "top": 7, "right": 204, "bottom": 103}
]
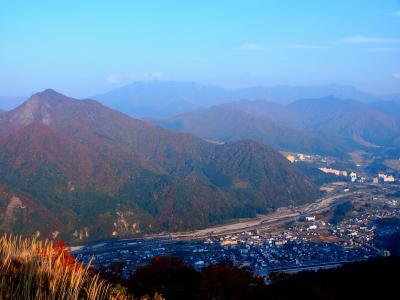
[
  {"left": 128, "top": 256, "right": 199, "bottom": 300},
  {"left": 127, "top": 257, "right": 267, "bottom": 300},
  {"left": 197, "top": 263, "right": 267, "bottom": 299},
  {"left": 124, "top": 255, "right": 400, "bottom": 300}
]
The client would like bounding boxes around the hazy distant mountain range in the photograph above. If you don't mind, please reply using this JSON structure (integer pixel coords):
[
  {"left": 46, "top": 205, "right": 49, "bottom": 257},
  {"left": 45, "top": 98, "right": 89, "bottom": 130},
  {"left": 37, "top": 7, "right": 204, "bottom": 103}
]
[
  {"left": 150, "top": 97, "right": 400, "bottom": 157},
  {"left": 286, "top": 97, "right": 400, "bottom": 148},
  {"left": 0, "top": 89, "right": 319, "bottom": 242},
  {"left": 1, "top": 81, "right": 395, "bottom": 117},
  {"left": 382, "top": 93, "right": 400, "bottom": 102},
  {"left": 371, "top": 98, "right": 400, "bottom": 120},
  {"left": 92, "top": 81, "right": 382, "bottom": 117}
]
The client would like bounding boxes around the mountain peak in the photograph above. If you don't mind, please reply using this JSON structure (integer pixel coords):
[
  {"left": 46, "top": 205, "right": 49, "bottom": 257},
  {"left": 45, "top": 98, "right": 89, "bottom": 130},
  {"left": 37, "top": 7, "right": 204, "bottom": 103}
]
[
  {"left": 39, "top": 88, "right": 59, "bottom": 95},
  {"left": 33, "top": 89, "right": 70, "bottom": 102},
  {"left": 6, "top": 89, "right": 74, "bottom": 127}
]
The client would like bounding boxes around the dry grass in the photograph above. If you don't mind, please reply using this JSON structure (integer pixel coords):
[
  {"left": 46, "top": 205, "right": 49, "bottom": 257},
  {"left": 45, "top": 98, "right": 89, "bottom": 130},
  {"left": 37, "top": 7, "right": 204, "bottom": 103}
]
[
  {"left": 0, "top": 234, "right": 112, "bottom": 299},
  {"left": 0, "top": 234, "right": 164, "bottom": 300}
]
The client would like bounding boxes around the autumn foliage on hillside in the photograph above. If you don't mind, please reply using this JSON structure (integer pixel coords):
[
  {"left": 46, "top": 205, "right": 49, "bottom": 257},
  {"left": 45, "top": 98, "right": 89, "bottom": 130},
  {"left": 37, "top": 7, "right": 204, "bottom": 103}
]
[{"left": 0, "top": 90, "right": 320, "bottom": 242}]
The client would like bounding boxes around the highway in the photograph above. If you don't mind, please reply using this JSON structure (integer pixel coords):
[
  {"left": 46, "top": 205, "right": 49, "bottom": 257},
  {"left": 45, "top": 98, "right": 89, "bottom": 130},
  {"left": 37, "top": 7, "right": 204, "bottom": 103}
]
[
  {"left": 257, "top": 260, "right": 354, "bottom": 275},
  {"left": 148, "top": 183, "right": 364, "bottom": 241},
  {"left": 77, "top": 182, "right": 380, "bottom": 253}
]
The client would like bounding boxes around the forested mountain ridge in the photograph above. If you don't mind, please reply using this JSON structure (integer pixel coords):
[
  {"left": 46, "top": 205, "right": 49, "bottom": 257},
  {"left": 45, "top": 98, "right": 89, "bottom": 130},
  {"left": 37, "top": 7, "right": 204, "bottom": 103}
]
[
  {"left": 151, "top": 97, "right": 400, "bottom": 156},
  {"left": 0, "top": 89, "right": 319, "bottom": 243}
]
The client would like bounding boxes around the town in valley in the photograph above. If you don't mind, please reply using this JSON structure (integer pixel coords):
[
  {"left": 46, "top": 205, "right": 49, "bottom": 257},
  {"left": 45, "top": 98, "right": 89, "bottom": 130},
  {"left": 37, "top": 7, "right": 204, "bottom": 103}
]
[{"left": 75, "top": 151, "right": 400, "bottom": 280}]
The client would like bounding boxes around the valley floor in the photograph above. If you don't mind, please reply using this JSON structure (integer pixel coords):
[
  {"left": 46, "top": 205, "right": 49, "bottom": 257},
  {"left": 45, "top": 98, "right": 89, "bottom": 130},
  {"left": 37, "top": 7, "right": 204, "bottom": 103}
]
[{"left": 74, "top": 181, "right": 400, "bottom": 279}]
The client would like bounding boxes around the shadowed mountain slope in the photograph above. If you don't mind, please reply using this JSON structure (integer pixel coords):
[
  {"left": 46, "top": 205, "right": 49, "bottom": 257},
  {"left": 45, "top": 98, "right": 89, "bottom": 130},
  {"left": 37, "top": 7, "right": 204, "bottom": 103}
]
[
  {"left": 151, "top": 97, "right": 400, "bottom": 156},
  {"left": 286, "top": 97, "right": 400, "bottom": 147},
  {"left": 150, "top": 100, "right": 357, "bottom": 157}
]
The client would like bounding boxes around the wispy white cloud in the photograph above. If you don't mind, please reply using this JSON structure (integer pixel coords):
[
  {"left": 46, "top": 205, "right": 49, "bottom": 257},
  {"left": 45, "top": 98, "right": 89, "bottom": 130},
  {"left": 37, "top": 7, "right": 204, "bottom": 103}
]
[
  {"left": 142, "top": 72, "right": 163, "bottom": 80},
  {"left": 239, "top": 43, "right": 269, "bottom": 51},
  {"left": 394, "top": 10, "right": 400, "bottom": 17},
  {"left": 341, "top": 35, "right": 400, "bottom": 44},
  {"left": 283, "top": 43, "right": 329, "bottom": 49},
  {"left": 106, "top": 74, "right": 123, "bottom": 84},
  {"left": 239, "top": 42, "right": 328, "bottom": 52},
  {"left": 105, "top": 72, "right": 163, "bottom": 84},
  {"left": 367, "top": 47, "right": 400, "bottom": 53},
  {"left": 393, "top": 74, "right": 400, "bottom": 80}
]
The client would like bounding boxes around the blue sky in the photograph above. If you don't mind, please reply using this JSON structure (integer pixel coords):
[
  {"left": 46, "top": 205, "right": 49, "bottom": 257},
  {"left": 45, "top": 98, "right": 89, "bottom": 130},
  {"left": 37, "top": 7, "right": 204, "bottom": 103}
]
[{"left": 1, "top": 0, "right": 400, "bottom": 97}]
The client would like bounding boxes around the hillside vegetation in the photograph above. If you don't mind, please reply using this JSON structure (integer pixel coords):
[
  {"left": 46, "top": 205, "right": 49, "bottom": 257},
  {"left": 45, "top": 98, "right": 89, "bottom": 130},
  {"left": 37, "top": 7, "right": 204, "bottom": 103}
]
[
  {"left": 152, "top": 97, "right": 400, "bottom": 157},
  {"left": 0, "top": 90, "right": 319, "bottom": 243}
]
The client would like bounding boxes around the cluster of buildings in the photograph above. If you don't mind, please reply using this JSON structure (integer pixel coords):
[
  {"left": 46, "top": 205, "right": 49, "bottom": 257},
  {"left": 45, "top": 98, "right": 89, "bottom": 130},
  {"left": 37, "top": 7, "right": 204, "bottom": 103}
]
[
  {"left": 318, "top": 167, "right": 397, "bottom": 184},
  {"left": 75, "top": 225, "right": 376, "bottom": 279},
  {"left": 318, "top": 167, "right": 348, "bottom": 177},
  {"left": 285, "top": 151, "right": 398, "bottom": 185},
  {"left": 286, "top": 153, "right": 324, "bottom": 163},
  {"left": 375, "top": 173, "right": 396, "bottom": 183},
  {"left": 318, "top": 167, "right": 364, "bottom": 183},
  {"left": 209, "top": 229, "right": 373, "bottom": 274},
  {"left": 75, "top": 201, "right": 399, "bottom": 279}
]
